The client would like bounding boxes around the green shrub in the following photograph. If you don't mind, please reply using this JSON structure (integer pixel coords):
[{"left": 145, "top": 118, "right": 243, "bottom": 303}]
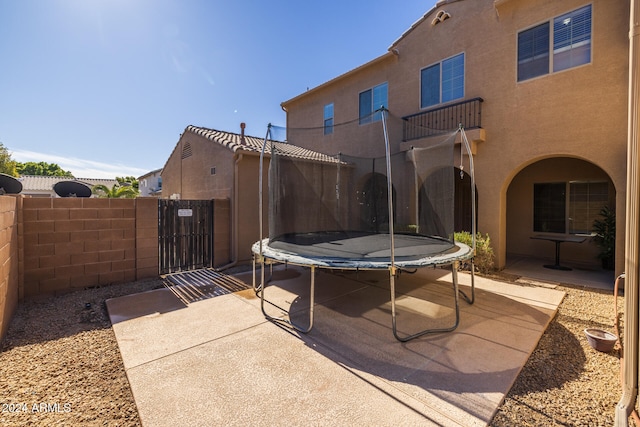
[
  {"left": 454, "top": 231, "right": 495, "bottom": 274},
  {"left": 592, "top": 206, "right": 615, "bottom": 270}
]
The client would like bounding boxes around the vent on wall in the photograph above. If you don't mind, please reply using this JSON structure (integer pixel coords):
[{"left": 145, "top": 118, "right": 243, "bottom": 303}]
[
  {"left": 182, "top": 142, "right": 193, "bottom": 159},
  {"left": 432, "top": 10, "right": 451, "bottom": 26}
]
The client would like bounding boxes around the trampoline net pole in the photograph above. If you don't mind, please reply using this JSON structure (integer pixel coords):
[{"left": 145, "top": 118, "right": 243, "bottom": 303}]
[
  {"left": 459, "top": 125, "right": 477, "bottom": 254},
  {"left": 381, "top": 107, "right": 396, "bottom": 269},
  {"left": 258, "top": 124, "right": 272, "bottom": 258}
]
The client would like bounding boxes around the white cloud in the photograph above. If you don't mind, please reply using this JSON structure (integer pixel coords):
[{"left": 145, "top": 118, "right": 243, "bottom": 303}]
[{"left": 10, "top": 149, "right": 149, "bottom": 179}]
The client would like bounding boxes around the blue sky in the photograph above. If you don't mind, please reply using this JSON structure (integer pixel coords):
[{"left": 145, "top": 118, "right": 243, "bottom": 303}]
[{"left": 0, "top": 0, "right": 435, "bottom": 178}]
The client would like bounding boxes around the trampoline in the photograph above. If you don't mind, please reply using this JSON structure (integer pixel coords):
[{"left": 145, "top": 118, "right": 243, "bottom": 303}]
[{"left": 252, "top": 109, "right": 477, "bottom": 341}]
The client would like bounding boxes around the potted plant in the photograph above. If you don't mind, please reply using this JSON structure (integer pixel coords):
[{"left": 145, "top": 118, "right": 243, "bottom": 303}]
[{"left": 592, "top": 206, "right": 615, "bottom": 270}]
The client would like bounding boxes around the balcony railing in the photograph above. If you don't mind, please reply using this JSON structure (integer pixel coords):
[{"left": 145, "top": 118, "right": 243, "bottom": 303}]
[{"left": 403, "top": 97, "right": 484, "bottom": 141}]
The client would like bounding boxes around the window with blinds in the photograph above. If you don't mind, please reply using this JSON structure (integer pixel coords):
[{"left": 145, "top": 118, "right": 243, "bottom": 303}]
[
  {"left": 533, "top": 180, "right": 609, "bottom": 234},
  {"left": 553, "top": 5, "right": 592, "bottom": 72},
  {"left": 517, "top": 4, "right": 592, "bottom": 82},
  {"left": 518, "top": 23, "right": 550, "bottom": 81},
  {"left": 568, "top": 181, "right": 608, "bottom": 234}
]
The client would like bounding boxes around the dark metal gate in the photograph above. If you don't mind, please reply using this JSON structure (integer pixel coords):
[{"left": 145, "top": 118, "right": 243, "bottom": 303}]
[{"left": 159, "top": 199, "right": 214, "bottom": 275}]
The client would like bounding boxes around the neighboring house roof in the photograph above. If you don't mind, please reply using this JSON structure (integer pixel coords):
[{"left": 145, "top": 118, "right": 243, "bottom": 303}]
[
  {"left": 138, "top": 168, "right": 162, "bottom": 181},
  {"left": 184, "top": 126, "right": 341, "bottom": 164},
  {"left": 138, "top": 168, "right": 162, "bottom": 197},
  {"left": 19, "top": 176, "right": 119, "bottom": 194}
]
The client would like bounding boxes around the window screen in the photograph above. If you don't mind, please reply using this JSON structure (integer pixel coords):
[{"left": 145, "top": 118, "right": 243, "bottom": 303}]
[
  {"left": 324, "top": 103, "right": 334, "bottom": 135},
  {"left": 359, "top": 83, "right": 387, "bottom": 125},
  {"left": 442, "top": 53, "right": 464, "bottom": 103},
  {"left": 553, "top": 5, "right": 592, "bottom": 72},
  {"left": 533, "top": 182, "right": 565, "bottom": 233},
  {"left": 421, "top": 53, "right": 464, "bottom": 108},
  {"left": 568, "top": 181, "right": 608, "bottom": 234},
  {"left": 518, "top": 22, "right": 550, "bottom": 81}
]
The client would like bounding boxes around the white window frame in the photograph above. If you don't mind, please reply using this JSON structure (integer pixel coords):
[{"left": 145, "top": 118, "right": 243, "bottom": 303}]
[
  {"left": 323, "top": 103, "right": 334, "bottom": 135},
  {"left": 359, "top": 82, "right": 388, "bottom": 125},
  {"left": 420, "top": 52, "right": 465, "bottom": 109},
  {"left": 517, "top": 4, "right": 592, "bottom": 82}
]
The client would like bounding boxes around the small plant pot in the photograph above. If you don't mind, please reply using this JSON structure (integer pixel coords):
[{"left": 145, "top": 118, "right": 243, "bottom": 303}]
[{"left": 584, "top": 328, "right": 618, "bottom": 352}]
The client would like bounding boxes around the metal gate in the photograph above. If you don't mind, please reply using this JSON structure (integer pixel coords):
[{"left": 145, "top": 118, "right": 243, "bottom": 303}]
[{"left": 159, "top": 199, "right": 214, "bottom": 275}]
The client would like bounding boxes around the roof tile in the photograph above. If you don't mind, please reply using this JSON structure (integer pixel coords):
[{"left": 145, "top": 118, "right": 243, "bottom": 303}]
[
  {"left": 19, "top": 176, "right": 119, "bottom": 192},
  {"left": 185, "top": 126, "right": 340, "bottom": 164}
]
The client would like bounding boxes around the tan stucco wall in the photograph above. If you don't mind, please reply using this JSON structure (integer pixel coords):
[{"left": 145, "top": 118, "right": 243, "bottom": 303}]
[
  {"left": 162, "top": 130, "right": 268, "bottom": 263},
  {"left": 213, "top": 198, "right": 232, "bottom": 267},
  {"left": 162, "top": 131, "right": 237, "bottom": 201},
  {"left": 237, "top": 155, "right": 269, "bottom": 262},
  {"left": 282, "top": 0, "right": 629, "bottom": 273}
]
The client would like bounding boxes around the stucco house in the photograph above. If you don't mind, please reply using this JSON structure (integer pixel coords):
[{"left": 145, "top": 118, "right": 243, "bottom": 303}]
[
  {"left": 161, "top": 124, "right": 340, "bottom": 263},
  {"left": 280, "top": 0, "right": 628, "bottom": 276},
  {"left": 138, "top": 168, "right": 162, "bottom": 198},
  {"left": 19, "top": 175, "right": 119, "bottom": 198}
]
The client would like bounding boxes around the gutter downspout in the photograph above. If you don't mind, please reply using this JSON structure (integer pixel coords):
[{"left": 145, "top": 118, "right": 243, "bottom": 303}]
[
  {"left": 215, "top": 152, "right": 242, "bottom": 271},
  {"left": 616, "top": 0, "right": 640, "bottom": 424}
]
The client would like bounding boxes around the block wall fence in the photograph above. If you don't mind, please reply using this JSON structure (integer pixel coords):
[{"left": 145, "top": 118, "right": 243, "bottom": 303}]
[
  {"left": 0, "top": 196, "right": 231, "bottom": 343},
  {"left": 21, "top": 197, "right": 158, "bottom": 298},
  {"left": 0, "top": 196, "right": 19, "bottom": 346}
]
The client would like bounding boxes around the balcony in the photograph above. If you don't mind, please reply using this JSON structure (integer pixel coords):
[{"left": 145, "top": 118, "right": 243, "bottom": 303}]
[{"left": 402, "top": 97, "right": 484, "bottom": 141}]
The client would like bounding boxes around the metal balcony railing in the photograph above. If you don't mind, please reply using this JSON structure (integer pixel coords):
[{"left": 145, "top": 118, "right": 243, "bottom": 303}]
[{"left": 403, "top": 97, "right": 483, "bottom": 141}]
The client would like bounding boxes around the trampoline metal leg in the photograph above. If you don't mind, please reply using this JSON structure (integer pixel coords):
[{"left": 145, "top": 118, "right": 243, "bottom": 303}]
[
  {"left": 258, "top": 260, "right": 315, "bottom": 334},
  {"left": 253, "top": 254, "right": 276, "bottom": 296},
  {"left": 391, "top": 262, "right": 462, "bottom": 342},
  {"left": 459, "top": 258, "right": 475, "bottom": 305},
  {"left": 252, "top": 254, "right": 258, "bottom": 292}
]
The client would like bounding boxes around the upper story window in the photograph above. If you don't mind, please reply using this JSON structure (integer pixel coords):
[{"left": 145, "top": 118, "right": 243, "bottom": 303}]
[
  {"left": 518, "top": 4, "right": 591, "bottom": 82},
  {"left": 323, "top": 103, "right": 334, "bottom": 135},
  {"left": 421, "top": 53, "right": 464, "bottom": 109},
  {"left": 359, "top": 82, "right": 388, "bottom": 125},
  {"left": 553, "top": 5, "right": 592, "bottom": 72}
]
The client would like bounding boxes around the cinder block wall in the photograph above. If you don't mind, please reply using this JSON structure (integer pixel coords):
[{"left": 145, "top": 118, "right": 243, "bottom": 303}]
[
  {"left": 21, "top": 197, "right": 159, "bottom": 297},
  {"left": 0, "top": 196, "right": 231, "bottom": 343},
  {"left": 0, "top": 196, "right": 19, "bottom": 342},
  {"left": 135, "top": 197, "right": 160, "bottom": 278}
]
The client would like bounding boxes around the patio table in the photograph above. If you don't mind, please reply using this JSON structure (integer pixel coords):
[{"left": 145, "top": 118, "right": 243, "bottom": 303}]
[{"left": 530, "top": 234, "right": 587, "bottom": 271}]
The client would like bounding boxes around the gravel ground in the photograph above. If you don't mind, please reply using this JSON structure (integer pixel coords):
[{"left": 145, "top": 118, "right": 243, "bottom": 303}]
[
  {"left": 0, "top": 273, "right": 634, "bottom": 426},
  {"left": 490, "top": 277, "right": 633, "bottom": 427}
]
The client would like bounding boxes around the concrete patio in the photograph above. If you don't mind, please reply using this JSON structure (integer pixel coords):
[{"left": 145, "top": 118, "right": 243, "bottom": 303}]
[
  {"left": 106, "top": 265, "right": 565, "bottom": 427},
  {"left": 504, "top": 255, "right": 616, "bottom": 290}
]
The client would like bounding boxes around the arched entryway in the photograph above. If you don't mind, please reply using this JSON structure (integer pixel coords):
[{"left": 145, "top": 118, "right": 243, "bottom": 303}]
[
  {"left": 454, "top": 167, "right": 476, "bottom": 233},
  {"left": 416, "top": 167, "right": 477, "bottom": 236},
  {"left": 359, "top": 172, "right": 396, "bottom": 232},
  {"left": 506, "top": 157, "right": 616, "bottom": 270}
]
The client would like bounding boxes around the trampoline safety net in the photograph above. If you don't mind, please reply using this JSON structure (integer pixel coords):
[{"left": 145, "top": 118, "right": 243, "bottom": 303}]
[{"left": 264, "top": 114, "right": 460, "bottom": 264}]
